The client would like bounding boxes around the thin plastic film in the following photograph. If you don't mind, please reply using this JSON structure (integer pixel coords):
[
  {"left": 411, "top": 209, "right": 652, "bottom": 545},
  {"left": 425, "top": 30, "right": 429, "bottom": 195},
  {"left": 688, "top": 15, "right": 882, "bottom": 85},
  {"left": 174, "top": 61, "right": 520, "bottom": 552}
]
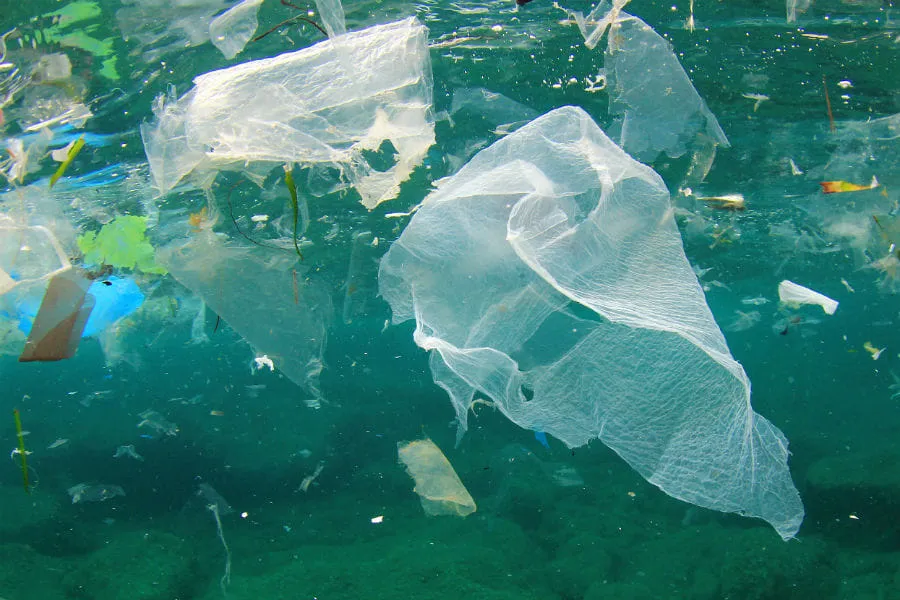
[
  {"left": 142, "top": 17, "right": 434, "bottom": 209},
  {"left": 398, "top": 438, "right": 476, "bottom": 517},
  {"left": 605, "top": 13, "right": 729, "bottom": 161},
  {"left": 379, "top": 106, "right": 803, "bottom": 539},
  {"left": 158, "top": 231, "right": 331, "bottom": 408},
  {"left": 209, "top": 0, "right": 263, "bottom": 60}
]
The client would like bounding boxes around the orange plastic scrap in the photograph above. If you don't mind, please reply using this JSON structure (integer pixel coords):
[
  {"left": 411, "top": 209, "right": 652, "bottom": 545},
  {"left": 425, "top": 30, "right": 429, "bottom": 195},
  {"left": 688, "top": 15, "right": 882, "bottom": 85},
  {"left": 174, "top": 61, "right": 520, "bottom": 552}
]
[
  {"left": 819, "top": 176, "right": 879, "bottom": 194},
  {"left": 19, "top": 268, "right": 94, "bottom": 362}
]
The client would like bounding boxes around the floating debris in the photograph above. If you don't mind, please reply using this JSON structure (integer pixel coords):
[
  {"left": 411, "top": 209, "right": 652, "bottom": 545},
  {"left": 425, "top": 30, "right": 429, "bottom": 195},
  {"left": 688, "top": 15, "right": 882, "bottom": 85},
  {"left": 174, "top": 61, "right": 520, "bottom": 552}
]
[
  {"left": 863, "top": 342, "right": 885, "bottom": 361},
  {"left": 741, "top": 92, "right": 769, "bottom": 112},
  {"left": 113, "top": 444, "right": 144, "bottom": 461},
  {"left": 137, "top": 410, "right": 179, "bottom": 437},
  {"left": 819, "top": 177, "right": 879, "bottom": 194},
  {"left": 68, "top": 483, "right": 125, "bottom": 504},
  {"left": 298, "top": 462, "right": 324, "bottom": 492}
]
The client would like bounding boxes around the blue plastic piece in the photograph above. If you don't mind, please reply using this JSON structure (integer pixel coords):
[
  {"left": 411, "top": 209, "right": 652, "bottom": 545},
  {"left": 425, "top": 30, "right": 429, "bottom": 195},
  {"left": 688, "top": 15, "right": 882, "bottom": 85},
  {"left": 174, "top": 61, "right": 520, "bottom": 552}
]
[
  {"left": 81, "top": 276, "right": 145, "bottom": 337},
  {"left": 534, "top": 430, "right": 550, "bottom": 449}
]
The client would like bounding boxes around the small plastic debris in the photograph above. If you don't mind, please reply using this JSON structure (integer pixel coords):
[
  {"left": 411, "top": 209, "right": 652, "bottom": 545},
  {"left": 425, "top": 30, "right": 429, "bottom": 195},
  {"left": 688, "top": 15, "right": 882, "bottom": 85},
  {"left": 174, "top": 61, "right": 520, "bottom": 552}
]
[
  {"left": 370, "top": 515, "right": 384, "bottom": 524},
  {"left": 253, "top": 355, "right": 274, "bottom": 372},
  {"left": 741, "top": 92, "right": 769, "bottom": 112},
  {"left": 113, "top": 444, "right": 144, "bottom": 461},
  {"left": 298, "top": 462, "right": 324, "bottom": 492},
  {"left": 778, "top": 280, "right": 839, "bottom": 315},
  {"left": 819, "top": 177, "right": 879, "bottom": 194},
  {"left": 47, "top": 438, "right": 69, "bottom": 449},
  {"left": 137, "top": 409, "right": 179, "bottom": 436},
  {"left": 48, "top": 134, "right": 85, "bottom": 188},
  {"left": 68, "top": 483, "right": 125, "bottom": 504},
  {"left": 197, "top": 482, "right": 234, "bottom": 515},
  {"left": 397, "top": 438, "right": 476, "bottom": 517},
  {"left": 848, "top": 513, "right": 860, "bottom": 520},
  {"left": 698, "top": 193, "right": 745, "bottom": 211},
  {"left": 863, "top": 342, "right": 885, "bottom": 360}
]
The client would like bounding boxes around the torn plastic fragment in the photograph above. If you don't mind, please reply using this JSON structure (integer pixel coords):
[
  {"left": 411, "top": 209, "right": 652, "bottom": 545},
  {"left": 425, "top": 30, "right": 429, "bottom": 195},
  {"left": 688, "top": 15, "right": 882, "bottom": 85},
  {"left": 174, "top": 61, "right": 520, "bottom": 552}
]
[
  {"left": 68, "top": 483, "right": 125, "bottom": 503},
  {"left": 778, "top": 280, "right": 838, "bottom": 315},
  {"left": 19, "top": 268, "right": 94, "bottom": 362},
  {"left": 209, "top": 0, "right": 263, "bottom": 60},
  {"left": 398, "top": 438, "right": 476, "bottom": 517}
]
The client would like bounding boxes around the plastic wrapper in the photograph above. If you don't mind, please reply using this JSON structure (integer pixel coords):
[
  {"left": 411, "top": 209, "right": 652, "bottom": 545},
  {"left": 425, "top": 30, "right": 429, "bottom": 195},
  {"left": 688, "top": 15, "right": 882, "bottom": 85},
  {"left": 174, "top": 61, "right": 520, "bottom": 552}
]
[
  {"left": 141, "top": 17, "right": 434, "bottom": 209},
  {"left": 379, "top": 106, "right": 803, "bottom": 539},
  {"left": 778, "top": 280, "right": 838, "bottom": 315},
  {"left": 398, "top": 438, "right": 476, "bottom": 517}
]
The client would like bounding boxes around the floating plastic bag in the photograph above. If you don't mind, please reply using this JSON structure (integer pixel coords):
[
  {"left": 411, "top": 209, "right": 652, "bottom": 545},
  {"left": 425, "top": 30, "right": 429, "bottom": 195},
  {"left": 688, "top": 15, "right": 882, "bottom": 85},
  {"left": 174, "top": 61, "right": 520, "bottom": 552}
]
[
  {"left": 778, "top": 280, "right": 838, "bottom": 315},
  {"left": 142, "top": 17, "right": 434, "bottom": 209},
  {"left": 379, "top": 106, "right": 803, "bottom": 539},
  {"left": 398, "top": 438, "right": 476, "bottom": 517}
]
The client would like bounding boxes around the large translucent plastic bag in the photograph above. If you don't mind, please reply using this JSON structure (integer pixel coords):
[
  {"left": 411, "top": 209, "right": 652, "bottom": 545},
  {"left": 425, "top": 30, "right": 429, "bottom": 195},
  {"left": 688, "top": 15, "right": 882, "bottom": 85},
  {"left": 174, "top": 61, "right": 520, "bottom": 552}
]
[
  {"left": 142, "top": 17, "right": 434, "bottom": 209},
  {"left": 379, "top": 106, "right": 803, "bottom": 539}
]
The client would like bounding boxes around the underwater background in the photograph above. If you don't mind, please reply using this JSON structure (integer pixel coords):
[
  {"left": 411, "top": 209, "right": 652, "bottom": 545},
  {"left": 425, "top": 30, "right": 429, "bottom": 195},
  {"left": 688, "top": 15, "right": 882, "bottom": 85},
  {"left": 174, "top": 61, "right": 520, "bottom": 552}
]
[{"left": 1, "top": 0, "right": 899, "bottom": 598}]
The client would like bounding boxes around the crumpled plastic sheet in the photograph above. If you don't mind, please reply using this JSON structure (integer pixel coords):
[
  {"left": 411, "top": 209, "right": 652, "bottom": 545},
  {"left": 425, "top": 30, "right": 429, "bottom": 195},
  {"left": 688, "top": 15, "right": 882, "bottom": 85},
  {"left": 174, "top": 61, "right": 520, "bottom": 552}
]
[
  {"left": 379, "top": 105, "right": 803, "bottom": 539},
  {"left": 141, "top": 17, "right": 434, "bottom": 209}
]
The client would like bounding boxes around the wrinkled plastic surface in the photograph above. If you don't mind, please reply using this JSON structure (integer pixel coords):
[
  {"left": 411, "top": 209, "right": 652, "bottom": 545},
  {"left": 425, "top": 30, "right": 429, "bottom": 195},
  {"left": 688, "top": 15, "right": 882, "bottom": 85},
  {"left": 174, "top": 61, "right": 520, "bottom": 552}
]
[
  {"left": 398, "top": 438, "right": 476, "bottom": 517},
  {"left": 379, "top": 106, "right": 803, "bottom": 539},
  {"left": 142, "top": 17, "right": 434, "bottom": 209},
  {"left": 158, "top": 231, "right": 331, "bottom": 408}
]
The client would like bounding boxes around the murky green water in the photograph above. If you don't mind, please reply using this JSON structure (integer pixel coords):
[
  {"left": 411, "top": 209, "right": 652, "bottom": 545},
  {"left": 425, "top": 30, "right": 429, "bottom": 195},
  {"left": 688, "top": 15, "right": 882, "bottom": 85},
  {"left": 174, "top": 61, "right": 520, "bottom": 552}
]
[{"left": 1, "top": 1, "right": 898, "bottom": 598}]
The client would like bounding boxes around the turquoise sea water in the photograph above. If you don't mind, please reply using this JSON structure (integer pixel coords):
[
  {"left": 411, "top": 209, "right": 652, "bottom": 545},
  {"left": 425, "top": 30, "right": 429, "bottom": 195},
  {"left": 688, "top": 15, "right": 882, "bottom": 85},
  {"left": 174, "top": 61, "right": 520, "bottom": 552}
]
[{"left": 1, "top": 0, "right": 899, "bottom": 598}]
